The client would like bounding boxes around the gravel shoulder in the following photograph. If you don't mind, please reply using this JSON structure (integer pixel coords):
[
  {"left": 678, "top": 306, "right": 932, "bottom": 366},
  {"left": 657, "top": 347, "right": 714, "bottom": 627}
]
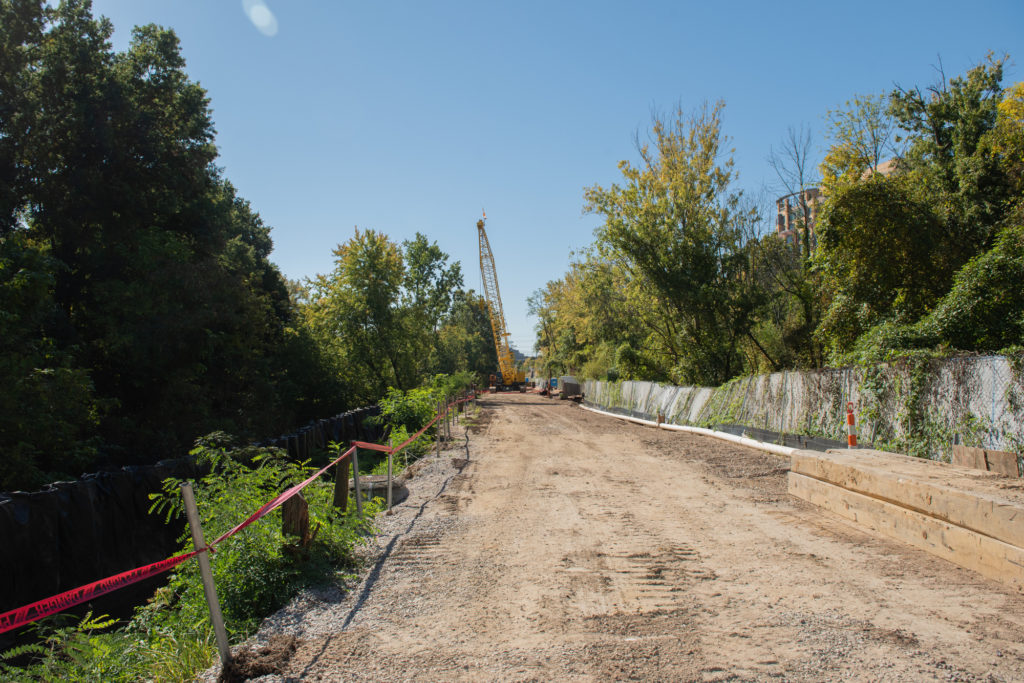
[{"left": 209, "top": 393, "right": 1024, "bottom": 682}]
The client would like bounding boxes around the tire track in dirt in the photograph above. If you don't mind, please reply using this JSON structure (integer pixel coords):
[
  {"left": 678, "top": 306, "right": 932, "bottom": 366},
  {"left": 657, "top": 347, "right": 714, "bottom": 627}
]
[{"left": 238, "top": 393, "right": 1024, "bottom": 682}]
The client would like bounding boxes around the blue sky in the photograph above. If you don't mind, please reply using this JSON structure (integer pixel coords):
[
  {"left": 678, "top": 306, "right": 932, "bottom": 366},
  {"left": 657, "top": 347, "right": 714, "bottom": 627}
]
[{"left": 90, "top": 0, "right": 1024, "bottom": 353}]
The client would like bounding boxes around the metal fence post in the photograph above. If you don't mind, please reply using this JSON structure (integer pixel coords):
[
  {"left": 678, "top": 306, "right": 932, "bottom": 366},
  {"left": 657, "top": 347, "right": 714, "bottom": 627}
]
[
  {"left": 351, "top": 445, "right": 363, "bottom": 517},
  {"left": 386, "top": 445, "right": 393, "bottom": 512},
  {"left": 180, "top": 482, "right": 231, "bottom": 667},
  {"left": 436, "top": 401, "right": 442, "bottom": 458}
]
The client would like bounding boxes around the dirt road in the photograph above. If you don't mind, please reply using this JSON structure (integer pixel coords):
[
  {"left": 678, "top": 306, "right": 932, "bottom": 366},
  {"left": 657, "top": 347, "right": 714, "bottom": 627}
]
[{"left": 237, "top": 393, "right": 1024, "bottom": 682}]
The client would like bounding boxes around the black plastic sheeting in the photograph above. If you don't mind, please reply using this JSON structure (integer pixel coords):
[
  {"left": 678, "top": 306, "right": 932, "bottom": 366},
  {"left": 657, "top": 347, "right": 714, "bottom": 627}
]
[
  {"left": 0, "top": 405, "right": 383, "bottom": 627},
  {"left": 711, "top": 424, "right": 859, "bottom": 452},
  {"left": 583, "top": 402, "right": 861, "bottom": 452}
]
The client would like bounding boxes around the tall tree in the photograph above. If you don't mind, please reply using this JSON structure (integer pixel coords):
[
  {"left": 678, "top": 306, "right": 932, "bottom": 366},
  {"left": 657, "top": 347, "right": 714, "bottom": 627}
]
[
  {"left": 402, "top": 232, "right": 463, "bottom": 332},
  {"left": 820, "top": 94, "right": 900, "bottom": 194},
  {"left": 0, "top": 0, "right": 339, "bottom": 485},
  {"left": 814, "top": 174, "right": 945, "bottom": 355},
  {"left": 435, "top": 289, "right": 498, "bottom": 379},
  {"left": 584, "top": 102, "right": 762, "bottom": 385},
  {"left": 305, "top": 229, "right": 410, "bottom": 403},
  {"left": 889, "top": 54, "right": 1009, "bottom": 259},
  {"left": 814, "top": 56, "right": 1016, "bottom": 359}
]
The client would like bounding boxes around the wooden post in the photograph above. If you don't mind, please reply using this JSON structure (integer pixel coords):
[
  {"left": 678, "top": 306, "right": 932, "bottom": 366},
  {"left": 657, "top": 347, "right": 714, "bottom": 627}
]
[
  {"left": 351, "top": 445, "right": 363, "bottom": 517},
  {"left": 332, "top": 453, "right": 349, "bottom": 512},
  {"left": 180, "top": 482, "right": 231, "bottom": 667},
  {"left": 282, "top": 492, "right": 310, "bottom": 543}
]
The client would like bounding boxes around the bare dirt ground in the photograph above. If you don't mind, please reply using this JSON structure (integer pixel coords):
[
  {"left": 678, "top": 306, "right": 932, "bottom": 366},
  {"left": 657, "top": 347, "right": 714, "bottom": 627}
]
[{"left": 226, "top": 392, "right": 1024, "bottom": 682}]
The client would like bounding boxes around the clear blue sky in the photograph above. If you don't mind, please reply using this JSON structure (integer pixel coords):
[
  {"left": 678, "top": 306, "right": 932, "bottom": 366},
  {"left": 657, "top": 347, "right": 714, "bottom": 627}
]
[{"left": 91, "top": 0, "right": 1024, "bottom": 353}]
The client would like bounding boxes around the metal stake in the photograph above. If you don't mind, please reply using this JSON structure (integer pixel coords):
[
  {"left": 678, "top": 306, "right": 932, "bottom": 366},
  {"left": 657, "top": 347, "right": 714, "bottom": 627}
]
[
  {"left": 386, "top": 446, "right": 393, "bottom": 511},
  {"left": 351, "top": 445, "right": 363, "bottom": 516},
  {"left": 180, "top": 482, "right": 231, "bottom": 667},
  {"left": 436, "top": 401, "right": 442, "bottom": 458}
]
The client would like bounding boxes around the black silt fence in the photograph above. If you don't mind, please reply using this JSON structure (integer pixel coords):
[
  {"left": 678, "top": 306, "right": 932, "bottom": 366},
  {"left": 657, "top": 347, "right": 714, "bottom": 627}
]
[{"left": 0, "top": 405, "right": 382, "bottom": 631}]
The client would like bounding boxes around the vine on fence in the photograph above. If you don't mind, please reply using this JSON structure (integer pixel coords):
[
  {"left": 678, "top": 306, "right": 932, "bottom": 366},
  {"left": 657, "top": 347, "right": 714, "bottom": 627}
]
[{"left": 588, "top": 352, "right": 1024, "bottom": 461}]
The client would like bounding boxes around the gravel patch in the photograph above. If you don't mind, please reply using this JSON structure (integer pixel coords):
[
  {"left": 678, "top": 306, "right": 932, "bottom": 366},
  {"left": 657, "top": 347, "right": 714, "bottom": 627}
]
[{"left": 198, "top": 433, "right": 473, "bottom": 682}]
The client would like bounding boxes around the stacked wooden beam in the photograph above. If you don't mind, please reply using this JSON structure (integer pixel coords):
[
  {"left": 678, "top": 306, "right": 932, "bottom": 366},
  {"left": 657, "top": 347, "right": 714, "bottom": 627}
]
[{"left": 789, "top": 448, "right": 1024, "bottom": 591}]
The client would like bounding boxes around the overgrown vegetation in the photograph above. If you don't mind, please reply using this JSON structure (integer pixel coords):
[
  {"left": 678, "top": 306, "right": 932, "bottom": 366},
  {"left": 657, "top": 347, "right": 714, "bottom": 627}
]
[
  {"left": 0, "top": 1, "right": 497, "bottom": 490},
  {"left": 1, "top": 436, "right": 381, "bottom": 682},
  {"left": 369, "top": 371, "right": 476, "bottom": 474},
  {"left": 532, "top": 55, "right": 1024, "bottom": 384}
]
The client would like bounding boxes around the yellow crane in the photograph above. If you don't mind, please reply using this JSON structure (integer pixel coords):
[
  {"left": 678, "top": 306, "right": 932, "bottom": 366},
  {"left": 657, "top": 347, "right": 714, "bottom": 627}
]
[{"left": 477, "top": 216, "right": 525, "bottom": 389}]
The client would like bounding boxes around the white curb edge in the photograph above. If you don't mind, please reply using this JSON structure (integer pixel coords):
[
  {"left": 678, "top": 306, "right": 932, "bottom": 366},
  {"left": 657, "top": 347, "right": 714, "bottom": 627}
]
[{"left": 579, "top": 403, "right": 796, "bottom": 458}]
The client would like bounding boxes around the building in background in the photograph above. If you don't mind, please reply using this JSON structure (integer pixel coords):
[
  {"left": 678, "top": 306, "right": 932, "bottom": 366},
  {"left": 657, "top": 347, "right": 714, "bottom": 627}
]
[{"left": 776, "top": 188, "right": 822, "bottom": 249}]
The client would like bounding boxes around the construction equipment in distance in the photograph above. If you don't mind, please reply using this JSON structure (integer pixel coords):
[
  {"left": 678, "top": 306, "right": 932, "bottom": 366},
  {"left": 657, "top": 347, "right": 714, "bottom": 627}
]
[{"left": 477, "top": 216, "right": 526, "bottom": 390}]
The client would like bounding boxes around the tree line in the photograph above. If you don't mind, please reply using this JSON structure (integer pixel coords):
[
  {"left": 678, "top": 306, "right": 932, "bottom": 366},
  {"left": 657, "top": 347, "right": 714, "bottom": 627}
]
[
  {"left": 0, "top": 0, "right": 496, "bottom": 490},
  {"left": 530, "top": 55, "right": 1024, "bottom": 386}
]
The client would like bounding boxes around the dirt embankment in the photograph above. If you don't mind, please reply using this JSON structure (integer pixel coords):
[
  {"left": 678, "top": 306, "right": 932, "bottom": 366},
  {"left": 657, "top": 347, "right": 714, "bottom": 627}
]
[{"left": 221, "top": 393, "right": 1024, "bottom": 682}]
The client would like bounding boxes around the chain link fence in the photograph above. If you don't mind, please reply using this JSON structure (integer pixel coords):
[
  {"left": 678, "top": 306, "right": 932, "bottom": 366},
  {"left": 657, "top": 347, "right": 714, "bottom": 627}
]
[{"left": 584, "top": 353, "right": 1024, "bottom": 463}]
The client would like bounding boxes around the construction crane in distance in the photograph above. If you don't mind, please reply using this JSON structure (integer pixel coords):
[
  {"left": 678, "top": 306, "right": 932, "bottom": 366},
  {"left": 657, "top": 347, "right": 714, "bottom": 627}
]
[{"left": 477, "top": 215, "right": 526, "bottom": 390}]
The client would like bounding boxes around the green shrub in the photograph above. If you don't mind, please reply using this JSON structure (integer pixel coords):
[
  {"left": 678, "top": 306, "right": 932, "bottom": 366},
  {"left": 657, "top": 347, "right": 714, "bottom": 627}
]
[
  {"left": 376, "top": 386, "right": 438, "bottom": 433},
  {"left": 1, "top": 435, "right": 379, "bottom": 682}
]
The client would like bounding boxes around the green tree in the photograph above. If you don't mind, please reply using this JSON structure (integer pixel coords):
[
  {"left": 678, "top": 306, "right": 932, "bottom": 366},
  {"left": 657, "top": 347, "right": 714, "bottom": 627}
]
[
  {"left": 0, "top": 0, "right": 46, "bottom": 233},
  {"left": 435, "top": 289, "right": 498, "bottom": 380},
  {"left": 305, "top": 229, "right": 410, "bottom": 403},
  {"left": 814, "top": 56, "right": 1018, "bottom": 359},
  {"left": 584, "top": 102, "right": 762, "bottom": 385},
  {"left": 0, "top": 0, "right": 342, "bottom": 483},
  {"left": 402, "top": 232, "right": 463, "bottom": 332},
  {"left": 889, "top": 54, "right": 1009, "bottom": 260},
  {"left": 820, "top": 94, "right": 899, "bottom": 194},
  {"left": 813, "top": 174, "right": 945, "bottom": 355},
  {"left": 401, "top": 232, "right": 463, "bottom": 377},
  {"left": 0, "top": 234, "right": 99, "bottom": 489}
]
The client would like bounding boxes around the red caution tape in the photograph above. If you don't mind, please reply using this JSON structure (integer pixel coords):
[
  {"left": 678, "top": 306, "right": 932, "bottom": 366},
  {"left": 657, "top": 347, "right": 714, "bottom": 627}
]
[
  {"left": 350, "top": 440, "right": 392, "bottom": 453},
  {"left": 0, "top": 550, "right": 200, "bottom": 635},
  {"left": 352, "top": 403, "right": 449, "bottom": 457}
]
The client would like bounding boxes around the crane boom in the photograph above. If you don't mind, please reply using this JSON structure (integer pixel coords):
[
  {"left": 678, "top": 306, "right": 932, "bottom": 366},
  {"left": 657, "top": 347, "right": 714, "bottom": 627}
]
[{"left": 477, "top": 217, "right": 523, "bottom": 388}]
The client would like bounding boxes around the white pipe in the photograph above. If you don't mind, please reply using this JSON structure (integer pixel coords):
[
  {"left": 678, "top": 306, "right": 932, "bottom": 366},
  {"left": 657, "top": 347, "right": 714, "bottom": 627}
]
[{"left": 579, "top": 404, "right": 796, "bottom": 458}]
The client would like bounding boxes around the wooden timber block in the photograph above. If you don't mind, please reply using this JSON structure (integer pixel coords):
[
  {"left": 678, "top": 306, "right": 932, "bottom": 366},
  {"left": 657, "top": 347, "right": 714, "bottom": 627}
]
[
  {"left": 952, "top": 445, "right": 988, "bottom": 471},
  {"left": 282, "top": 492, "right": 310, "bottom": 542},
  {"left": 333, "top": 456, "right": 350, "bottom": 511},
  {"left": 789, "top": 472, "right": 1024, "bottom": 592},
  {"left": 791, "top": 449, "right": 1024, "bottom": 550},
  {"left": 952, "top": 445, "right": 1022, "bottom": 477},
  {"left": 985, "top": 449, "right": 1022, "bottom": 478}
]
